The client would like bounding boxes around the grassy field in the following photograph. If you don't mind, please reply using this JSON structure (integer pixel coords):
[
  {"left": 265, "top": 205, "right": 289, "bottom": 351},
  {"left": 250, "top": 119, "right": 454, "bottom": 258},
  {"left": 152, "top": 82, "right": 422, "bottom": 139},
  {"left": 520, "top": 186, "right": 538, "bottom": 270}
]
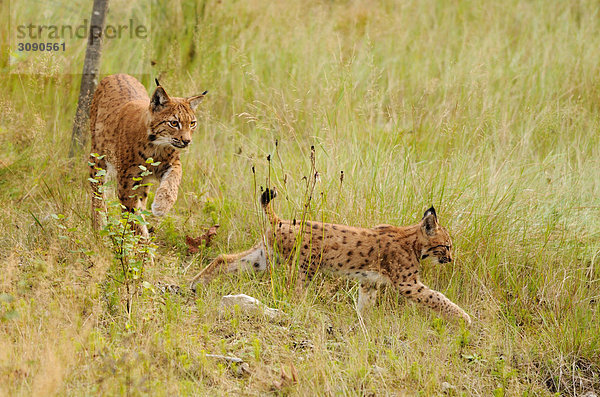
[{"left": 1, "top": 0, "right": 600, "bottom": 395}]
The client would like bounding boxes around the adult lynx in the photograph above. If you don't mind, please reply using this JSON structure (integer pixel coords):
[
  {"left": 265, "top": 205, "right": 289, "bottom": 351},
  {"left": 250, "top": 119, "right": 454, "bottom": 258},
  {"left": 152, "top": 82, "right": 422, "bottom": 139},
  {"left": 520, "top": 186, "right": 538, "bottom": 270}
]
[{"left": 89, "top": 74, "right": 207, "bottom": 236}]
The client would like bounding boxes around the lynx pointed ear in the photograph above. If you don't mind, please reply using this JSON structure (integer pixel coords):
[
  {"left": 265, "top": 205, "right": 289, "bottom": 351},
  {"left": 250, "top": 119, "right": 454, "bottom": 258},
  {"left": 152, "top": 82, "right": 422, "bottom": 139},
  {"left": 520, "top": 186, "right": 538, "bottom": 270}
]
[
  {"left": 150, "top": 86, "right": 170, "bottom": 112},
  {"left": 423, "top": 206, "right": 437, "bottom": 220},
  {"left": 188, "top": 90, "right": 208, "bottom": 111},
  {"left": 422, "top": 206, "right": 438, "bottom": 236}
]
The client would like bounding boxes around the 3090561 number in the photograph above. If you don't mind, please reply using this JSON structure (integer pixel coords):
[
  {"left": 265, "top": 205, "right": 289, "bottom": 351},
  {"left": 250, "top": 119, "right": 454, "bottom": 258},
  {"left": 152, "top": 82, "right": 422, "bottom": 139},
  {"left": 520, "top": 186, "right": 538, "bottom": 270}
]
[{"left": 17, "top": 42, "right": 66, "bottom": 51}]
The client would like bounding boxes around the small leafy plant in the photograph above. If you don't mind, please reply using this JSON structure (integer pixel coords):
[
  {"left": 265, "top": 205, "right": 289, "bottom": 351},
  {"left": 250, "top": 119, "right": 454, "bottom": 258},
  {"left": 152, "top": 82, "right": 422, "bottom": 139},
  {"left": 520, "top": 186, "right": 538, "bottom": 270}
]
[{"left": 89, "top": 154, "right": 158, "bottom": 320}]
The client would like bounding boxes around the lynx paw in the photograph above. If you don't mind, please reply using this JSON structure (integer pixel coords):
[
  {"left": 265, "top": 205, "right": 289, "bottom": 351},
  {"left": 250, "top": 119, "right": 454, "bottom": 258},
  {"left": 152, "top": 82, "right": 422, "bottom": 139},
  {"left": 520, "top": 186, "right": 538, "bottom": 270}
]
[{"left": 151, "top": 201, "right": 167, "bottom": 217}]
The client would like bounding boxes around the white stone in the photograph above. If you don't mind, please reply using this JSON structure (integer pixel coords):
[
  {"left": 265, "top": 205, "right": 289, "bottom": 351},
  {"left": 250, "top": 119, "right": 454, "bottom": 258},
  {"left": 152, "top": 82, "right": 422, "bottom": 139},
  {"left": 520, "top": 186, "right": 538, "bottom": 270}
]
[
  {"left": 441, "top": 382, "right": 456, "bottom": 393},
  {"left": 219, "top": 294, "right": 285, "bottom": 320}
]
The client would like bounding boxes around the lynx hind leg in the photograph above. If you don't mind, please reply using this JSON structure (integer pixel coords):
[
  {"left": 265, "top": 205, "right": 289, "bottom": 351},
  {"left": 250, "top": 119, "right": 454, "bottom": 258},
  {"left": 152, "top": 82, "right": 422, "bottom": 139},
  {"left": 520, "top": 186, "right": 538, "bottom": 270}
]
[
  {"left": 190, "top": 241, "right": 269, "bottom": 291},
  {"left": 89, "top": 153, "right": 108, "bottom": 231},
  {"left": 117, "top": 166, "right": 152, "bottom": 238},
  {"left": 357, "top": 282, "right": 378, "bottom": 313},
  {"left": 118, "top": 192, "right": 150, "bottom": 238}
]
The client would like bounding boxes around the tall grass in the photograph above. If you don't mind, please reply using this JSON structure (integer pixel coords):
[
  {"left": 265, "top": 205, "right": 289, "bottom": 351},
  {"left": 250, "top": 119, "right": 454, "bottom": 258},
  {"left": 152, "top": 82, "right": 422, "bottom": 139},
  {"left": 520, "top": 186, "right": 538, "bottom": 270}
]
[{"left": 1, "top": 0, "right": 599, "bottom": 394}]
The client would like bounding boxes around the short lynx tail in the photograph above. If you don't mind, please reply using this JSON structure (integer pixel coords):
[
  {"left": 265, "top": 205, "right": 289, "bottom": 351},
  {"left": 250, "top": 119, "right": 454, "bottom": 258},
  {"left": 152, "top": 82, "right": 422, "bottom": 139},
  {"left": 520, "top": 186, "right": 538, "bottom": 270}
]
[{"left": 261, "top": 188, "right": 279, "bottom": 224}]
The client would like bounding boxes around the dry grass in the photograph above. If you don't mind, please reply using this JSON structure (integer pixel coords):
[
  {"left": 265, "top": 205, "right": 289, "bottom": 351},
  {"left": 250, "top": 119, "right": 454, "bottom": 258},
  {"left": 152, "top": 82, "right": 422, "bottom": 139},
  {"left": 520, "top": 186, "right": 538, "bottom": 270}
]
[{"left": 1, "top": 0, "right": 600, "bottom": 395}]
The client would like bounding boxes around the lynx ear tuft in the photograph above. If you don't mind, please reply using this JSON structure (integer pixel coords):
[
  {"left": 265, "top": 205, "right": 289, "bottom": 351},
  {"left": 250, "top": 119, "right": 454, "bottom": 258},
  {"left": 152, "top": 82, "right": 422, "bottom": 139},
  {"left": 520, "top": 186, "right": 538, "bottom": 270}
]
[
  {"left": 188, "top": 91, "right": 208, "bottom": 111},
  {"left": 423, "top": 206, "right": 437, "bottom": 220},
  {"left": 150, "top": 86, "right": 170, "bottom": 112},
  {"left": 422, "top": 206, "right": 438, "bottom": 236},
  {"left": 155, "top": 78, "right": 160, "bottom": 87}
]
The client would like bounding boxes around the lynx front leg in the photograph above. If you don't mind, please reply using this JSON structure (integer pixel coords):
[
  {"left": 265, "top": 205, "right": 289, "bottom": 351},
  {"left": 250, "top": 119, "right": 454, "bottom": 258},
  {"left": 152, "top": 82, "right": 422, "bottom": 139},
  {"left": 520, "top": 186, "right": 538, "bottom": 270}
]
[
  {"left": 190, "top": 241, "right": 269, "bottom": 291},
  {"left": 152, "top": 161, "right": 182, "bottom": 217},
  {"left": 398, "top": 281, "right": 471, "bottom": 325}
]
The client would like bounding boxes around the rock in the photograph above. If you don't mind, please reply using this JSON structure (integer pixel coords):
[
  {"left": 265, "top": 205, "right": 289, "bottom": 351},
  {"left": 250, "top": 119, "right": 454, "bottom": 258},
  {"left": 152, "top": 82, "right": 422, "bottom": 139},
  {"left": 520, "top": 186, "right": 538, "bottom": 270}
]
[
  {"left": 205, "top": 354, "right": 250, "bottom": 377},
  {"left": 156, "top": 281, "right": 181, "bottom": 295},
  {"left": 219, "top": 294, "right": 285, "bottom": 320},
  {"left": 291, "top": 340, "right": 314, "bottom": 351},
  {"left": 441, "top": 382, "right": 456, "bottom": 393}
]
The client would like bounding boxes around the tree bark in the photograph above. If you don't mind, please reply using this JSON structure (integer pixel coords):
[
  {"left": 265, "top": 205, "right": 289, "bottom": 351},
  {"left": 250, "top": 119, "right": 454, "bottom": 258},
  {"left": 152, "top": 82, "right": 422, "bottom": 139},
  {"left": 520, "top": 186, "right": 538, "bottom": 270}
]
[{"left": 69, "top": 0, "right": 110, "bottom": 157}]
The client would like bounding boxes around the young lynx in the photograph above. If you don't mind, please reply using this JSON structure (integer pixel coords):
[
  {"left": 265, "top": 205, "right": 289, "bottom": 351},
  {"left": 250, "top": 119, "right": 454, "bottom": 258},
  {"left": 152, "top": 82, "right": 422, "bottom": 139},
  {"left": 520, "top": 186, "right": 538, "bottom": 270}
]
[
  {"left": 191, "top": 189, "right": 471, "bottom": 324},
  {"left": 89, "top": 74, "right": 207, "bottom": 236}
]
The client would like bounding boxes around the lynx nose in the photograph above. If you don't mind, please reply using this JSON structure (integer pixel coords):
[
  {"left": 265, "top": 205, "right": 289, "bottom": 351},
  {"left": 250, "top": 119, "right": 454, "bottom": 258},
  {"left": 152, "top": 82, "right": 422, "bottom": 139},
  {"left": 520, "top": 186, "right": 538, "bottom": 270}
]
[{"left": 181, "top": 139, "right": 191, "bottom": 147}]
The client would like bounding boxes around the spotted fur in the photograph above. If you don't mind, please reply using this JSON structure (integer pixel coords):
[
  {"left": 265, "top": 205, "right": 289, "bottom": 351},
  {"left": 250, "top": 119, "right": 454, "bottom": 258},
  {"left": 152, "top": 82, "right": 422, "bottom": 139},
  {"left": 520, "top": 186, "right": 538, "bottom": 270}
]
[
  {"left": 89, "top": 74, "right": 206, "bottom": 236},
  {"left": 191, "top": 188, "right": 471, "bottom": 324}
]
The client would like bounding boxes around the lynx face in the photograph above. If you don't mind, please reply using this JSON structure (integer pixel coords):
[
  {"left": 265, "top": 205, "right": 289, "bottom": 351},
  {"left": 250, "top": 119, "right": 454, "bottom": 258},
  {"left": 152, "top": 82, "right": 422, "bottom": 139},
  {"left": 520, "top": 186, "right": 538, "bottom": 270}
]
[
  {"left": 148, "top": 86, "right": 206, "bottom": 149},
  {"left": 420, "top": 207, "right": 453, "bottom": 264}
]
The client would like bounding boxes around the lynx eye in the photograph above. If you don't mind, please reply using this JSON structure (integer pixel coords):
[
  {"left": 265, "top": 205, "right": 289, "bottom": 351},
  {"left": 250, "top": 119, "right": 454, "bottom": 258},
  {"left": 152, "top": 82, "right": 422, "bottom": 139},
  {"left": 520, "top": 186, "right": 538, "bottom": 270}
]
[
  {"left": 190, "top": 120, "right": 197, "bottom": 129},
  {"left": 168, "top": 120, "right": 180, "bottom": 129}
]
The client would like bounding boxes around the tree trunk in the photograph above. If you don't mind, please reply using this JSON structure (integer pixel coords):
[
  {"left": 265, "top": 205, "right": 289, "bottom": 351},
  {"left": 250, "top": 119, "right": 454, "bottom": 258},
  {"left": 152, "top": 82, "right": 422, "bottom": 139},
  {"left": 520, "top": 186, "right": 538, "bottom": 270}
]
[{"left": 69, "top": 0, "right": 110, "bottom": 157}]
